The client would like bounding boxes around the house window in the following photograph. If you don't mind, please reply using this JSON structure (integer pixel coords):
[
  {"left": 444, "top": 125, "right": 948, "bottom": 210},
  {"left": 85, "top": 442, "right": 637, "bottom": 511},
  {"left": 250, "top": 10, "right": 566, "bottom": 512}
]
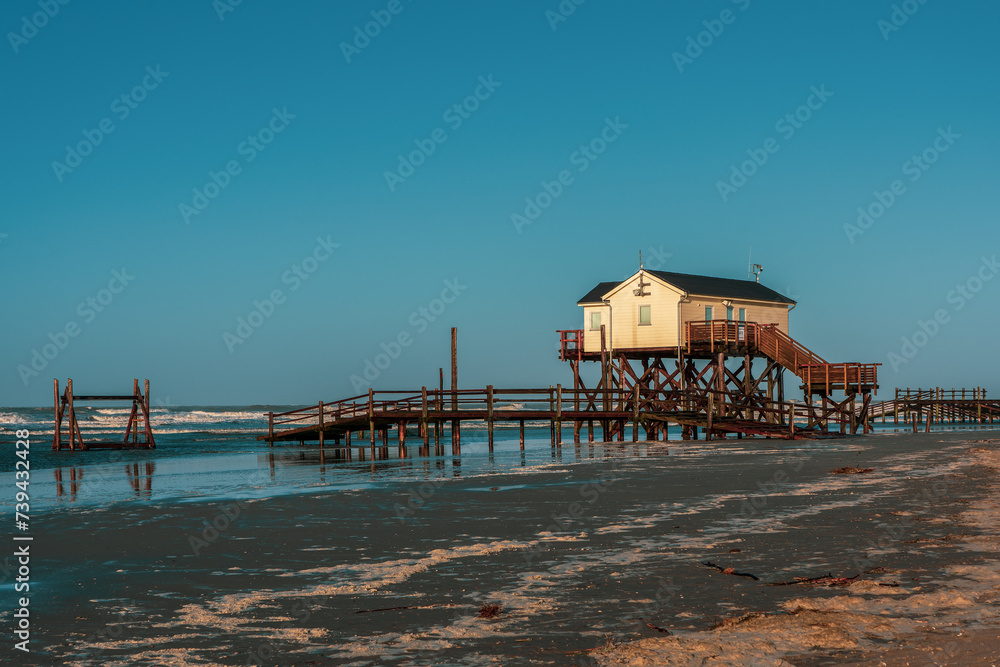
[
  {"left": 726, "top": 305, "right": 734, "bottom": 321},
  {"left": 738, "top": 308, "right": 746, "bottom": 322},
  {"left": 639, "top": 305, "right": 651, "bottom": 325},
  {"left": 590, "top": 311, "right": 601, "bottom": 331},
  {"left": 705, "top": 306, "right": 713, "bottom": 320}
]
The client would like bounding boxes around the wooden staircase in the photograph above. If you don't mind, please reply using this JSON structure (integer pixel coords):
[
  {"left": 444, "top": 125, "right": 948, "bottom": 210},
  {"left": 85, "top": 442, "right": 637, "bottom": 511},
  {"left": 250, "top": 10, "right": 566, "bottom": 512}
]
[{"left": 686, "top": 320, "right": 879, "bottom": 396}]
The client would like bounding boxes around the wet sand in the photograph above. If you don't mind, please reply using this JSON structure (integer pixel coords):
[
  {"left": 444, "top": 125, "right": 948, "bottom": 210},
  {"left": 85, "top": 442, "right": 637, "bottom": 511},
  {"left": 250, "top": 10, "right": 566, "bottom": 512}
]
[{"left": 4, "top": 430, "right": 1000, "bottom": 665}]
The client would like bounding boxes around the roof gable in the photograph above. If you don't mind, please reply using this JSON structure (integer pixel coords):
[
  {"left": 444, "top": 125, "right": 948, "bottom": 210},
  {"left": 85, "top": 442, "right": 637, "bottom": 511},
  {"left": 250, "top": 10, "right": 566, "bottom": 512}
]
[{"left": 577, "top": 271, "right": 795, "bottom": 306}]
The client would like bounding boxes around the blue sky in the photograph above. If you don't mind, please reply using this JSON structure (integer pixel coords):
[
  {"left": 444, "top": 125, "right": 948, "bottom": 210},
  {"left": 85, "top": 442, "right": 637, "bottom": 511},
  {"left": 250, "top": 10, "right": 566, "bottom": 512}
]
[{"left": 2, "top": 0, "right": 998, "bottom": 406}]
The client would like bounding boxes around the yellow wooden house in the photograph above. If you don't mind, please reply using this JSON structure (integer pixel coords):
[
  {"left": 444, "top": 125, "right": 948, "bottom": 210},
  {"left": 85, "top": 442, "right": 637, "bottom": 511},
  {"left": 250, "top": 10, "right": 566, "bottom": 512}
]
[{"left": 576, "top": 270, "right": 796, "bottom": 354}]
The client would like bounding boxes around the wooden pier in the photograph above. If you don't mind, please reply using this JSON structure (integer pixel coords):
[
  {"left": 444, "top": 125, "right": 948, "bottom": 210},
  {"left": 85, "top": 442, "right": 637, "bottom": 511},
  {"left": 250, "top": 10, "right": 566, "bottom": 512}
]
[
  {"left": 258, "top": 385, "right": 865, "bottom": 455},
  {"left": 864, "top": 387, "right": 998, "bottom": 432},
  {"left": 259, "top": 317, "right": 887, "bottom": 455}
]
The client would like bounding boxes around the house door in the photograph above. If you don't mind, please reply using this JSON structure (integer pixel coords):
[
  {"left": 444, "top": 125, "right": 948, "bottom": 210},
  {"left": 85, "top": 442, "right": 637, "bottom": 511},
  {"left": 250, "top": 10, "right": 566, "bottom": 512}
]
[{"left": 737, "top": 308, "right": 746, "bottom": 341}]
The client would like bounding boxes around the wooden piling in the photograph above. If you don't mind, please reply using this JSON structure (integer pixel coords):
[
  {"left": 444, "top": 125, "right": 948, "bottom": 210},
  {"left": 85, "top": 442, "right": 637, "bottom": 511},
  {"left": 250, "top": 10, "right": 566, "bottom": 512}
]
[
  {"left": 53, "top": 379, "right": 61, "bottom": 450},
  {"left": 144, "top": 379, "right": 154, "bottom": 448},
  {"left": 421, "top": 386, "right": 430, "bottom": 451},
  {"left": 486, "top": 384, "right": 495, "bottom": 452},
  {"left": 572, "top": 360, "right": 581, "bottom": 444},
  {"left": 368, "top": 388, "right": 376, "bottom": 458},
  {"left": 706, "top": 392, "right": 714, "bottom": 441},
  {"left": 631, "top": 384, "right": 639, "bottom": 443},
  {"left": 318, "top": 402, "right": 325, "bottom": 448},
  {"left": 549, "top": 385, "right": 556, "bottom": 446},
  {"left": 555, "top": 384, "right": 562, "bottom": 446}
]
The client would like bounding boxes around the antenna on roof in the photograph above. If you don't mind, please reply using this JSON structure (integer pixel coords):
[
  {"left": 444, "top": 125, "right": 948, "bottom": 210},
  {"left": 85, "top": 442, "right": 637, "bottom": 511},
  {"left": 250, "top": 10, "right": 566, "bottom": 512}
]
[
  {"left": 752, "top": 263, "right": 763, "bottom": 283},
  {"left": 639, "top": 249, "right": 643, "bottom": 271},
  {"left": 747, "top": 246, "right": 752, "bottom": 280}
]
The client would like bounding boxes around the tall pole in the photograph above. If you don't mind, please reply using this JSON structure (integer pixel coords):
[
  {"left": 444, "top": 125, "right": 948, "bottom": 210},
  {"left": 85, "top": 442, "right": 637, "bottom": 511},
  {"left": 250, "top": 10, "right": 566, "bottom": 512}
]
[{"left": 451, "top": 327, "right": 459, "bottom": 453}]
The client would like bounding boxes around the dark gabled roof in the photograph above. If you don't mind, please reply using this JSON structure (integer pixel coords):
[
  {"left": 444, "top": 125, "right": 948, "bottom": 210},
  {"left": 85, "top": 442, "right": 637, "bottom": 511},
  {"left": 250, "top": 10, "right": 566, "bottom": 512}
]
[
  {"left": 577, "top": 272, "right": 795, "bottom": 305},
  {"left": 648, "top": 271, "right": 795, "bottom": 304},
  {"left": 577, "top": 282, "right": 621, "bottom": 305}
]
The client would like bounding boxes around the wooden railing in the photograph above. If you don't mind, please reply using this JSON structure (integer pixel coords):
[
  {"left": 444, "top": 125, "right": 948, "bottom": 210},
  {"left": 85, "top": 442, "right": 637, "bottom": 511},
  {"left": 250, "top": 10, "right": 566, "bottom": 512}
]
[
  {"left": 896, "top": 387, "right": 987, "bottom": 401},
  {"left": 754, "top": 323, "right": 827, "bottom": 369},
  {"left": 686, "top": 320, "right": 824, "bottom": 367},
  {"left": 685, "top": 319, "right": 760, "bottom": 350},
  {"left": 865, "top": 387, "right": 994, "bottom": 421},
  {"left": 686, "top": 320, "right": 878, "bottom": 394},
  {"left": 800, "top": 363, "right": 880, "bottom": 396},
  {"left": 558, "top": 329, "right": 584, "bottom": 361}
]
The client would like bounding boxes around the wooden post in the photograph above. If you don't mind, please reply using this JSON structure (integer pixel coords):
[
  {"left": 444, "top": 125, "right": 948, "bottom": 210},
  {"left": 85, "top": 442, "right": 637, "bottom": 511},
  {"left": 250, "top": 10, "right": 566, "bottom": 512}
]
[
  {"left": 487, "top": 385, "right": 494, "bottom": 452},
  {"left": 143, "top": 379, "right": 154, "bottom": 448},
  {"left": 706, "top": 392, "right": 714, "bottom": 441},
  {"left": 318, "top": 402, "right": 325, "bottom": 448},
  {"left": 368, "top": 388, "right": 376, "bottom": 458},
  {"left": 52, "top": 379, "right": 61, "bottom": 450},
  {"left": 268, "top": 412, "right": 274, "bottom": 446},
  {"left": 437, "top": 369, "right": 444, "bottom": 455},
  {"left": 67, "top": 379, "right": 82, "bottom": 450},
  {"left": 549, "top": 385, "right": 556, "bottom": 446},
  {"left": 714, "top": 352, "right": 726, "bottom": 418},
  {"left": 788, "top": 402, "right": 795, "bottom": 438},
  {"left": 572, "top": 360, "right": 581, "bottom": 444},
  {"left": 130, "top": 378, "right": 139, "bottom": 444},
  {"left": 519, "top": 419, "right": 525, "bottom": 450},
  {"left": 555, "top": 384, "right": 562, "bottom": 446},
  {"left": 632, "top": 384, "right": 639, "bottom": 443},
  {"left": 451, "top": 328, "right": 459, "bottom": 453},
  {"left": 421, "top": 386, "right": 429, "bottom": 451},
  {"left": 451, "top": 328, "right": 458, "bottom": 404}
]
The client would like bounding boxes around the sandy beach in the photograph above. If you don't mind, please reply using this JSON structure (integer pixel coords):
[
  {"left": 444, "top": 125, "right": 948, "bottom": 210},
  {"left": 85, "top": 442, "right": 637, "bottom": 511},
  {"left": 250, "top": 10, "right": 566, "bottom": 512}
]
[{"left": 1, "top": 427, "right": 997, "bottom": 665}]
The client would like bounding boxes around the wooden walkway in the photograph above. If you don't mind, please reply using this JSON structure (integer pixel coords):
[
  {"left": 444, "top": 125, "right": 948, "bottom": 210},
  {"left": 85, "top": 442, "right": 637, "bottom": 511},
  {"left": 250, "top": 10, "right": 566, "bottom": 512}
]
[
  {"left": 259, "top": 386, "right": 867, "bottom": 455},
  {"left": 863, "top": 388, "right": 998, "bottom": 431}
]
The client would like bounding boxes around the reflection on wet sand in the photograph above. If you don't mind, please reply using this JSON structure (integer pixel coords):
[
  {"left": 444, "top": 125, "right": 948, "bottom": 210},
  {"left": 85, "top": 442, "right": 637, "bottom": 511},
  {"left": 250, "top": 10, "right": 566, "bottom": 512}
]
[
  {"left": 127, "top": 462, "right": 155, "bottom": 498},
  {"left": 258, "top": 440, "right": 673, "bottom": 486},
  {"left": 54, "top": 462, "right": 156, "bottom": 501},
  {"left": 54, "top": 467, "right": 82, "bottom": 501}
]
